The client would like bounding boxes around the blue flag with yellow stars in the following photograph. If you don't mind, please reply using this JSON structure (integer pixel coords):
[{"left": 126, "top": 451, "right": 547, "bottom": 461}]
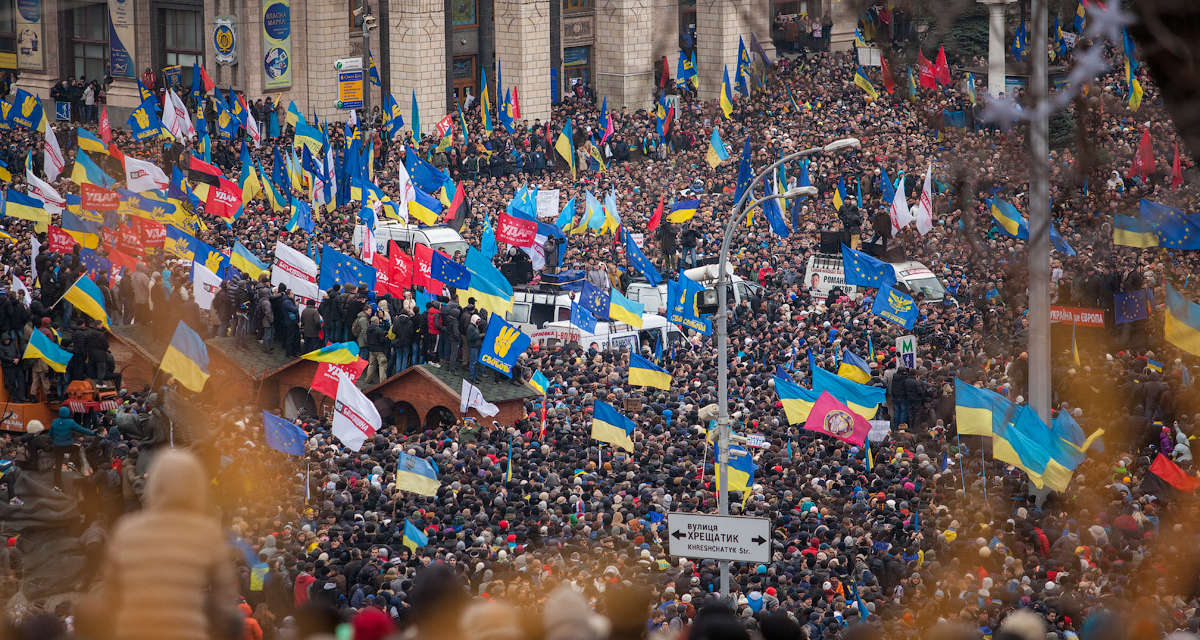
[
  {"left": 1139, "top": 199, "right": 1200, "bottom": 249},
  {"left": 431, "top": 251, "right": 470, "bottom": 289},
  {"left": 841, "top": 244, "right": 897, "bottom": 289},
  {"left": 1114, "top": 289, "right": 1153, "bottom": 325},
  {"left": 570, "top": 301, "right": 598, "bottom": 333},
  {"left": 623, "top": 230, "right": 662, "bottom": 286},
  {"left": 732, "top": 138, "right": 753, "bottom": 206},
  {"left": 871, "top": 284, "right": 918, "bottom": 329},
  {"left": 579, "top": 281, "right": 610, "bottom": 321},
  {"left": 318, "top": 244, "right": 376, "bottom": 291},
  {"left": 263, "top": 411, "right": 306, "bottom": 456}
]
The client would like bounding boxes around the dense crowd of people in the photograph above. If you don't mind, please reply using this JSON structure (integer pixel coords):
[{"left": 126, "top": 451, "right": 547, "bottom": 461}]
[{"left": 2, "top": 15, "right": 1200, "bottom": 640}]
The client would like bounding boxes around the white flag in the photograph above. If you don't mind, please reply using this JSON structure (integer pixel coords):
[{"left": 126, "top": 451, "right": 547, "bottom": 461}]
[
  {"left": 43, "top": 126, "right": 65, "bottom": 182},
  {"left": 332, "top": 371, "right": 381, "bottom": 451},
  {"left": 191, "top": 260, "right": 222, "bottom": 310},
  {"left": 240, "top": 95, "right": 262, "bottom": 146},
  {"left": 914, "top": 163, "right": 934, "bottom": 235},
  {"left": 124, "top": 154, "right": 169, "bottom": 192},
  {"left": 460, "top": 378, "right": 499, "bottom": 417},
  {"left": 30, "top": 237, "right": 40, "bottom": 288},
  {"left": 25, "top": 167, "right": 66, "bottom": 214},
  {"left": 160, "top": 92, "right": 184, "bottom": 139},
  {"left": 888, "top": 175, "right": 912, "bottom": 237},
  {"left": 169, "top": 91, "right": 196, "bottom": 139},
  {"left": 11, "top": 274, "right": 31, "bottom": 306},
  {"left": 393, "top": 159, "right": 415, "bottom": 214},
  {"left": 271, "top": 241, "right": 321, "bottom": 301}
]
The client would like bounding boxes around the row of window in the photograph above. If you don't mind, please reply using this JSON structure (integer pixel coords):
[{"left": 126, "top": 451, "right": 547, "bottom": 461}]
[{"left": 61, "top": 2, "right": 202, "bottom": 84}]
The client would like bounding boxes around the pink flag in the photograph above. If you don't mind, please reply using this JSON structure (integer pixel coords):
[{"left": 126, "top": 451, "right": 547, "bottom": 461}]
[{"left": 803, "top": 391, "right": 871, "bottom": 447}]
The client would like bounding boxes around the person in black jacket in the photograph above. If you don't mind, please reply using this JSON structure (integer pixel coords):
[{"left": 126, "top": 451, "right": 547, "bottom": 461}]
[
  {"left": 391, "top": 311, "right": 413, "bottom": 374},
  {"left": 0, "top": 334, "right": 26, "bottom": 402},
  {"left": 66, "top": 318, "right": 89, "bottom": 382},
  {"left": 84, "top": 320, "right": 109, "bottom": 381},
  {"left": 364, "top": 316, "right": 390, "bottom": 385},
  {"left": 319, "top": 285, "right": 343, "bottom": 343}
]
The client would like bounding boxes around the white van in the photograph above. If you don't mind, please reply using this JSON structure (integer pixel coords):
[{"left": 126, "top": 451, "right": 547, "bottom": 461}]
[
  {"left": 507, "top": 289, "right": 574, "bottom": 334},
  {"left": 352, "top": 222, "right": 469, "bottom": 258},
  {"left": 891, "top": 261, "right": 950, "bottom": 302},
  {"left": 531, "top": 314, "right": 683, "bottom": 354}
]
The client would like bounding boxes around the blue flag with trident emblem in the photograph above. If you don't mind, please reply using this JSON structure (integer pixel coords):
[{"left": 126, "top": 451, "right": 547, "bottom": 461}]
[
  {"left": 871, "top": 284, "right": 918, "bottom": 329},
  {"left": 479, "top": 314, "right": 531, "bottom": 377}
]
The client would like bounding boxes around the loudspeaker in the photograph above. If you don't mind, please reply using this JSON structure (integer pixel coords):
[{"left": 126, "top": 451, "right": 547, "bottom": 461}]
[
  {"left": 819, "top": 231, "right": 849, "bottom": 254},
  {"left": 861, "top": 242, "right": 886, "bottom": 258}
]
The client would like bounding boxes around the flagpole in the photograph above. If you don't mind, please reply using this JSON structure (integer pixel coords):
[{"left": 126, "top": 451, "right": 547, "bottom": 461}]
[
  {"left": 47, "top": 273, "right": 86, "bottom": 310},
  {"left": 955, "top": 434, "right": 968, "bottom": 495},
  {"left": 980, "top": 443, "right": 988, "bottom": 501}
]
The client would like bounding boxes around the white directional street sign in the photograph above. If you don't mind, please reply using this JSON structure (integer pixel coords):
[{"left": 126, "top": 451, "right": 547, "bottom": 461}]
[
  {"left": 667, "top": 513, "right": 771, "bottom": 564},
  {"left": 896, "top": 334, "right": 917, "bottom": 368}
]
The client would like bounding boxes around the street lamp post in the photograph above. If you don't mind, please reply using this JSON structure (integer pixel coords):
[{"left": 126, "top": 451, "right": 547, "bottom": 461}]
[{"left": 715, "top": 138, "right": 861, "bottom": 600}]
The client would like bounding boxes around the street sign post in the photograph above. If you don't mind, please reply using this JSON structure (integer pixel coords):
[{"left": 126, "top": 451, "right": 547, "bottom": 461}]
[
  {"left": 667, "top": 513, "right": 771, "bottom": 564},
  {"left": 895, "top": 335, "right": 917, "bottom": 368}
]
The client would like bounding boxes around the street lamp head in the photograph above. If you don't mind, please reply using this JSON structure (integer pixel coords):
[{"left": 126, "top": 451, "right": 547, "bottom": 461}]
[
  {"left": 783, "top": 186, "right": 818, "bottom": 198},
  {"left": 823, "top": 138, "right": 861, "bottom": 153}
]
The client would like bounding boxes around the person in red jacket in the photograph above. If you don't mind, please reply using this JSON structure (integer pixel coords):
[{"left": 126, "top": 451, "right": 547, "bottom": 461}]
[
  {"left": 425, "top": 301, "right": 441, "bottom": 365},
  {"left": 293, "top": 565, "right": 315, "bottom": 608},
  {"left": 238, "top": 602, "right": 262, "bottom": 640}
]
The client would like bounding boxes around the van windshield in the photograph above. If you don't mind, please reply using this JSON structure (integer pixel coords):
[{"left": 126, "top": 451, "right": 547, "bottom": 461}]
[
  {"left": 905, "top": 276, "right": 946, "bottom": 300},
  {"left": 430, "top": 240, "right": 469, "bottom": 257}
]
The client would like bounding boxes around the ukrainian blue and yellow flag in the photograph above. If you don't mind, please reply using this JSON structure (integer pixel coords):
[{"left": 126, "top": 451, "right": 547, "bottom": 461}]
[
  {"left": 1166, "top": 283, "right": 1200, "bottom": 357},
  {"left": 71, "top": 151, "right": 116, "bottom": 188},
  {"left": 0, "top": 159, "right": 10, "bottom": 183},
  {"left": 720, "top": 66, "right": 734, "bottom": 120},
  {"left": 832, "top": 176, "right": 846, "bottom": 210},
  {"left": 402, "top": 520, "right": 429, "bottom": 552},
  {"left": 160, "top": 321, "right": 210, "bottom": 393},
  {"left": 1113, "top": 215, "right": 1158, "bottom": 247},
  {"left": 837, "top": 349, "right": 872, "bottom": 384},
  {"left": 480, "top": 66, "right": 493, "bottom": 133},
  {"left": 628, "top": 353, "right": 671, "bottom": 390},
  {"left": 77, "top": 129, "right": 107, "bottom": 155},
  {"left": 62, "top": 209, "right": 101, "bottom": 249},
  {"left": 591, "top": 401, "right": 636, "bottom": 452},
  {"left": 989, "top": 198, "right": 1030, "bottom": 239},
  {"left": 408, "top": 188, "right": 442, "bottom": 225},
  {"left": 714, "top": 445, "right": 756, "bottom": 495},
  {"left": 231, "top": 240, "right": 269, "bottom": 280},
  {"left": 528, "top": 370, "right": 550, "bottom": 395},
  {"left": 459, "top": 247, "right": 515, "bottom": 316},
  {"left": 853, "top": 65, "right": 878, "bottom": 100},
  {"left": 62, "top": 274, "right": 109, "bottom": 328},
  {"left": 812, "top": 365, "right": 885, "bottom": 418},
  {"left": 301, "top": 341, "right": 361, "bottom": 364},
  {"left": 774, "top": 375, "right": 821, "bottom": 424},
  {"left": 2, "top": 190, "right": 49, "bottom": 228},
  {"left": 706, "top": 127, "right": 728, "bottom": 169},
  {"left": 609, "top": 290, "right": 644, "bottom": 328},
  {"left": 554, "top": 118, "right": 575, "bottom": 178},
  {"left": 23, "top": 328, "right": 73, "bottom": 373},
  {"left": 1073, "top": 0, "right": 1085, "bottom": 32},
  {"left": 395, "top": 451, "right": 441, "bottom": 496},
  {"left": 666, "top": 199, "right": 699, "bottom": 223}
]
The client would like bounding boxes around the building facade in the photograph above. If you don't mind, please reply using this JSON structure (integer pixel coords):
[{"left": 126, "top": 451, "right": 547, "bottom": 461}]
[{"left": 1, "top": 0, "right": 855, "bottom": 127}]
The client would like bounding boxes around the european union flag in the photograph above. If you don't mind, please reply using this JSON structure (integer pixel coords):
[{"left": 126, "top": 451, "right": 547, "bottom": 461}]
[
  {"left": 431, "top": 251, "right": 470, "bottom": 289},
  {"left": 871, "top": 284, "right": 918, "bottom": 329},
  {"left": 318, "top": 245, "right": 377, "bottom": 291},
  {"left": 1115, "top": 288, "right": 1153, "bottom": 325},
  {"left": 841, "top": 244, "right": 897, "bottom": 289},
  {"left": 775, "top": 365, "right": 794, "bottom": 383},
  {"left": 405, "top": 145, "right": 453, "bottom": 194},
  {"left": 579, "top": 281, "right": 610, "bottom": 321},
  {"left": 263, "top": 411, "right": 306, "bottom": 456},
  {"left": 570, "top": 301, "right": 598, "bottom": 333},
  {"left": 1139, "top": 199, "right": 1200, "bottom": 249},
  {"left": 624, "top": 230, "right": 661, "bottom": 286},
  {"left": 77, "top": 248, "right": 113, "bottom": 281}
]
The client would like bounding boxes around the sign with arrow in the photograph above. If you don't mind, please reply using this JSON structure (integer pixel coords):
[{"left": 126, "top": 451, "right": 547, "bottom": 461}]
[{"left": 667, "top": 513, "right": 771, "bottom": 564}]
